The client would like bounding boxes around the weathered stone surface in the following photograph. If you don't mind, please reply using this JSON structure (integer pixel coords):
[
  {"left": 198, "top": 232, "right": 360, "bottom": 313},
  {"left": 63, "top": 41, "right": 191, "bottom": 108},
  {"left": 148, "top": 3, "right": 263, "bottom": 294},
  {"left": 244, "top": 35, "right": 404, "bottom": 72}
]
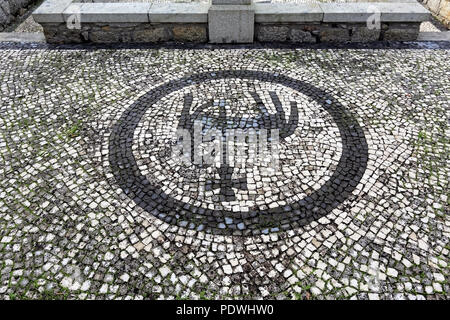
[
  {"left": 172, "top": 24, "right": 207, "bottom": 42},
  {"left": 39, "top": 20, "right": 428, "bottom": 44},
  {"left": 290, "top": 28, "right": 316, "bottom": 43},
  {"left": 149, "top": 3, "right": 209, "bottom": 23},
  {"left": 208, "top": 5, "right": 254, "bottom": 43},
  {"left": 1, "top": 0, "right": 34, "bottom": 29},
  {"left": 420, "top": 0, "right": 449, "bottom": 27},
  {"left": 380, "top": 3, "right": 431, "bottom": 22},
  {"left": 417, "top": 31, "right": 450, "bottom": 40},
  {"left": 133, "top": 27, "right": 169, "bottom": 43},
  {"left": 0, "top": 2, "right": 11, "bottom": 30},
  {"left": 0, "top": 31, "right": 45, "bottom": 42},
  {"left": 42, "top": 23, "right": 85, "bottom": 44},
  {"left": 439, "top": 0, "right": 450, "bottom": 27},
  {"left": 321, "top": 2, "right": 431, "bottom": 23},
  {"left": 254, "top": 3, "right": 323, "bottom": 23},
  {"left": 256, "top": 25, "right": 289, "bottom": 42},
  {"left": 351, "top": 26, "right": 381, "bottom": 42},
  {"left": 63, "top": 3, "right": 151, "bottom": 23},
  {"left": 383, "top": 23, "right": 420, "bottom": 40},
  {"left": 321, "top": 3, "right": 375, "bottom": 23},
  {"left": 33, "top": 0, "right": 73, "bottom": 23},
  {"left": 212, "top": 0, "right": 251, "bottom": 5},
  {"left": 319, "top": 27, "right": 350, "bottom": 42},
  {"left": 89, "top": 28, "right": 131, "bottom": 43},
  {"left": 427, "top": 0, "right": 443, "bottom": 13}
]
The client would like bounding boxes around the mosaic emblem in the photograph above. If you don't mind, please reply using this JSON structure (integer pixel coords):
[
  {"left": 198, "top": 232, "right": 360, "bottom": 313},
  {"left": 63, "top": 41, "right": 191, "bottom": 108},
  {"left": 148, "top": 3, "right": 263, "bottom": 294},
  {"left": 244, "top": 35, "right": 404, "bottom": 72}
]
[{"left": 109, "top": 70, "right": 368, "bottom": 235}]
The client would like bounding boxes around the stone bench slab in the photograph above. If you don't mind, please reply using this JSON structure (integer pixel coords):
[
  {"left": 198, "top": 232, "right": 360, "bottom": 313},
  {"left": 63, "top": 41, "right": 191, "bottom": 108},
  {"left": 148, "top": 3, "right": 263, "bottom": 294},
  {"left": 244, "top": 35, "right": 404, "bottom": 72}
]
[
  {"left": 34, "top": 0, "right": 430, "bottom": 25},
  {"left": 33, "top": 0, "right": 73, "bottom": 23},
  {"left": 380, "top": 3, "right": 431, "bottom": 22},
  {"left": 149, "top": 3, "right": 210, "bottom": 23},
  {"left": 321, "top": 3, "right": 378, "bottom": 22},
  {"left": 321, "top": 2, "right": 430, "bottom": 23},
  {"left": 212, "top": 0, "right": 252, "bottom": 5},
  {"left": 254, "top": 3, "right": 323, "bottom": 23},
  {"left": 63, "top": 3, "right": 151, "bottom": 23}
]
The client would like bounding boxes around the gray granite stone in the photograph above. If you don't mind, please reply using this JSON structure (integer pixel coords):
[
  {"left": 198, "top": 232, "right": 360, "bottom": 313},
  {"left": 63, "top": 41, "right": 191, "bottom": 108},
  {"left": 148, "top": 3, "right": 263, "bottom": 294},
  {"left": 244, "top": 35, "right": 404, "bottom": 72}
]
[
  {"left": 149, "top": 3, "right": 210, "bottom": 23},
  {"left": 351, "top": 25, "right": 381, "bottom": 42},
  {"left": 212, "top": 0, "right": 252, "bottom": 5},
  {"left": 208, "top": 5, "right": 254, "bottom": 43},
  {"left": 133, "top": 26, "right": 170, "bottom": 43},
  {"left": 172, "top": 24, "right": 208, "bottom": 42},
  {"left": 321, "top": 3, "right": 378, "bottom": 23},
  {"left": 63, "top": 3, "right": 151, "bottom": 23},
  {"left": 380, "top": 3, "right": 431, "bottom": 22},
  {"left": 33, "top": 0, "right": 73, "bottom": 23},
  {"left": 417, "top": 30, "right": 450, "bottom": 41},
  {"left": 290, "top": 28, "right": 316, "bottom": 43},
  {"left": 256, "top": 25, "right": 289, "bottom": 42},
  {"left": 254, "top": 3, "right": 323, "bottom": 23},
  {"left": 0, "top": 31, "right": 46, "bottom": 42},
  {"left": 383, "top": 22, "right": 420, "bottom": 40},
  {"left": 319, "top": 26, "right": 350, "bottom": 42}
]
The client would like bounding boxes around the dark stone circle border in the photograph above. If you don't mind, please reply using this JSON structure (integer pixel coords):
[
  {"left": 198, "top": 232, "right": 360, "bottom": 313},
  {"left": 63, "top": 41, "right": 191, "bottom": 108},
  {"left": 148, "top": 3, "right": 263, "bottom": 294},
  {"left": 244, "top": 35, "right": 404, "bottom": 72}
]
[{"left": 108, "top": 70, "right": 368, "bottom": 235}]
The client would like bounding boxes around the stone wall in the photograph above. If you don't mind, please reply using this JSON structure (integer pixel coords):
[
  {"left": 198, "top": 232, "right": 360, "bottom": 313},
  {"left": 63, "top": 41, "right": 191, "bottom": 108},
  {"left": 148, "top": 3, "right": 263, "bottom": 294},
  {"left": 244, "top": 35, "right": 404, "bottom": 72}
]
[
  {"left": 42, "top": 23, "right": 208, "bottom": 44},
  {"left": 255, "top": 23, "right": 421, "bottom": 43},
  {"left": 420, "top": 0, "right": 450, "bottom": 28},
  {"left": 0, "top": 0, "right": 35, "bottom": 31},
  {"left": 40, "top": 21, "right": 422, "bottom": 44}
]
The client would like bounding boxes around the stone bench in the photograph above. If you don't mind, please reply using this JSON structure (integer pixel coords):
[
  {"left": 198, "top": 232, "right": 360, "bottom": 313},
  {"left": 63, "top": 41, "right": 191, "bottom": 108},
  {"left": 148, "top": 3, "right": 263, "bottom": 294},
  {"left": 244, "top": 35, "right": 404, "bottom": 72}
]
[{"left": 33, "top": 0, "right": 431, "bottom": 44}]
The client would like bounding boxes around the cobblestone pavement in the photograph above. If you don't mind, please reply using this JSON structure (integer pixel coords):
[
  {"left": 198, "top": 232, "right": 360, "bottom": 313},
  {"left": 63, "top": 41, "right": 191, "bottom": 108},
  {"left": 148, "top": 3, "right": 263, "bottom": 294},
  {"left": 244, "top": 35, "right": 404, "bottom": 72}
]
[{"left": 0, "top": 42, "right": 448, "bottom": 300}]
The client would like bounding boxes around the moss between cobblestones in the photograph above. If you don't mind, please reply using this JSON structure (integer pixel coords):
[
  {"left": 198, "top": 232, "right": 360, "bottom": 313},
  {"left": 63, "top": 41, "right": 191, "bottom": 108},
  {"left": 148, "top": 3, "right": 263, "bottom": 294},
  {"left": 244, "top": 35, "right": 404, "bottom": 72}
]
[{"left": 0, "top": 45, "right": 448, "bottom": 300}]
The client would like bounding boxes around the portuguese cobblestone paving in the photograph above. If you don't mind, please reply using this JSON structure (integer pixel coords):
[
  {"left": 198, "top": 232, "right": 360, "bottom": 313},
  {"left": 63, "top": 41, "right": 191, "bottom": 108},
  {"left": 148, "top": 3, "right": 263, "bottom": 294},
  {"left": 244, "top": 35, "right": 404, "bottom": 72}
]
[{"left": 0, "top": 43, "right": 448, "bottom": 300}]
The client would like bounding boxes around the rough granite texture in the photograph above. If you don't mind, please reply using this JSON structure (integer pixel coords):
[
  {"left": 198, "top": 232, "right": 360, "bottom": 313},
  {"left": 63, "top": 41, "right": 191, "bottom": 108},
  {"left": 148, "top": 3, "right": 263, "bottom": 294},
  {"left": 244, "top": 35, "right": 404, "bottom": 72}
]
[
  {"left": 0, "top": 0, "right": 34, "bottom": 30},
  {"left": 40, "top": 21, "right": 422, "bottom": 43},
  {"left": 420, "top": 0, "right": 450, "bottom": 28},
  {"left": 256, "top": 23, "right": 420, "bottom": 42},
  {"left": 42, "top": 23, "right": 208, "bottom": 43}
]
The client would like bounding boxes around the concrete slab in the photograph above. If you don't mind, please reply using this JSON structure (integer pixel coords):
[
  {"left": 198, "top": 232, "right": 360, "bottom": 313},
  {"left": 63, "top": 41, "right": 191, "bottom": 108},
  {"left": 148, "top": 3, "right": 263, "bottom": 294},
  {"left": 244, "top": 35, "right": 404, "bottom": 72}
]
[
  {"left": 149, "top": 3, "right": 210, "bottom": 23},
  {"left": 209, "top": 5, "right": 254, "bottom": 43},
  {"left": 63, "top": 3, "right": 151, "bottom": 24},
  {"left": 254, "top": 3, "right": 323, "bottom": 23},
  {"left": 32, "top": 0, "right": 73, "bottom": 23}
]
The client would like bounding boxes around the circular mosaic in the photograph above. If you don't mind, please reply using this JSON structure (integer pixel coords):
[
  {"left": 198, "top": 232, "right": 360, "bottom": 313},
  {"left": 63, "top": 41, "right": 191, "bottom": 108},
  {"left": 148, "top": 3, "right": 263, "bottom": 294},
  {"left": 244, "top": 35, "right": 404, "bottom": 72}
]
[{"left": 109, "top": 70, "right": 368, "bottom": 235}]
